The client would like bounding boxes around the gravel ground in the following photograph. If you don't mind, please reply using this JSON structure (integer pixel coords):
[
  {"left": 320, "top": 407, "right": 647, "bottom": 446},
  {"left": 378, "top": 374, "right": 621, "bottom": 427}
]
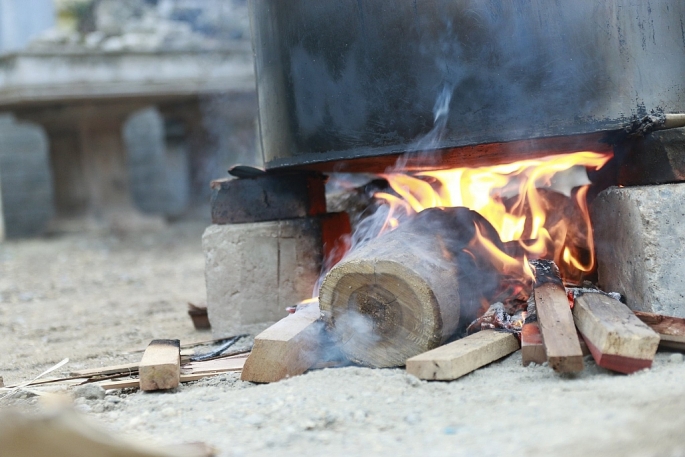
[{"left": 2, "top": 221, "right": 685, "bottom": 457}]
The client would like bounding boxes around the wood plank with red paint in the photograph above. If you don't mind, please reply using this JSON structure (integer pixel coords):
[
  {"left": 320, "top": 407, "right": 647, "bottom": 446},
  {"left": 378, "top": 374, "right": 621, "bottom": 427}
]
[
  {"left": 573, "top": 294, "right": 659, "bottom": 374},
  {"left": 634, "top": 311, "right": 685, "bottom": 351},
  {"left": 521, "top": 322, "right": 546, "bottom": 366}
]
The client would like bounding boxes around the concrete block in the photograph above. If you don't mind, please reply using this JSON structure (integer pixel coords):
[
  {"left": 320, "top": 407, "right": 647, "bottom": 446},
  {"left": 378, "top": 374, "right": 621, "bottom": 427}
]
[
  {"left": 203, "top": 218, "right": 324, "bottom": 337},
  {"left": 593, "top": 184, "right": 685, "bottom": 317}
]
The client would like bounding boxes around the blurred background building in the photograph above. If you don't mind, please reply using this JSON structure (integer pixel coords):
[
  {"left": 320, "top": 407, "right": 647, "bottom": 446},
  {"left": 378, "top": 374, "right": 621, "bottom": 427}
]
[{"left": 0, "top": 0, "right": 258, "bottom": 238}]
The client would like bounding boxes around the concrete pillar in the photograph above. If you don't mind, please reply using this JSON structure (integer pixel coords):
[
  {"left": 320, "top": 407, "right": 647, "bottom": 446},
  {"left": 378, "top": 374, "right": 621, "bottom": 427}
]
[
  {"left": 20, "top": 103, "right": 164, "bottom": 232},
  {"left": 0, "top": 114, "right": 53, "bottom": 238}
]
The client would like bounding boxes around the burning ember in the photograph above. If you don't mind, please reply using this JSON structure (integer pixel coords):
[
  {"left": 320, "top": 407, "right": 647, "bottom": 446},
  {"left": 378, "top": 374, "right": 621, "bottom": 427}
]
[{"left": 373, "top": 151, "right": 612, "bottom": 285}]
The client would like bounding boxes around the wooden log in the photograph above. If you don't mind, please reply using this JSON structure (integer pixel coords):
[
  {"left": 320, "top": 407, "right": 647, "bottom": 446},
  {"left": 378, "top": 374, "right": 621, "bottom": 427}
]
[
  {"left": 320, "top": 207, "right": 502, "bottom": 367},
  {"left": 241, "top": 304, "right": 322, "bottom": 383},
  {"left": 139, "top": 339, "right": 181, "bottom": 391},
  {"left": 406, "top": 330, "right": 520, "bottom": 381},
  {"left": 634, "top": 311, "right": 685, "bottom": 351},
  {"left": 521, "top": 323, "right": 547, "bottom": 366},
  {"left": 574, "top": 294, "right": 659, "bottom": 373},
  {"left": 531, "top": 260, "right": 584, "bottom": 373}
]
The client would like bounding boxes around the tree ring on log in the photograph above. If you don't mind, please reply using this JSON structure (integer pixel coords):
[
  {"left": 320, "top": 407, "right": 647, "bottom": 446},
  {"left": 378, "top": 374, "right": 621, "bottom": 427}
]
[
  {"left": 321, "top": 259, "right": 448, "bottom": 368},
  {"left": 347, "top": 283, "right": 402, "bottom": 339}
]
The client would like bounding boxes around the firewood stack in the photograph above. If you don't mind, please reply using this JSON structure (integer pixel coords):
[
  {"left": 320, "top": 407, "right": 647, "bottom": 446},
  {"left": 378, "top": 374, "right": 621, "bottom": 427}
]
[{"left": 240, "top": 212, "right": 682, "bottom": 384}]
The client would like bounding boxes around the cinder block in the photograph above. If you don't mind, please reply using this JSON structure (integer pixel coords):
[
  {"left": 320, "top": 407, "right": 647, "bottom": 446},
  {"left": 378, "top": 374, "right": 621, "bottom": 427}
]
[
  {"left": 203, "top": 218, "right": 324, "bottom": 337},
  {"left": 593, "top": 184, "right": 685, "bottom": 317}
]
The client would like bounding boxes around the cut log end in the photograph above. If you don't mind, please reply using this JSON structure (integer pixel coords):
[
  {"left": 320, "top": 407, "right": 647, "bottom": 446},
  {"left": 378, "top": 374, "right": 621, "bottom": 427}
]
[{"left": 320, "top": 258, "right": 446, "bottom": 368}]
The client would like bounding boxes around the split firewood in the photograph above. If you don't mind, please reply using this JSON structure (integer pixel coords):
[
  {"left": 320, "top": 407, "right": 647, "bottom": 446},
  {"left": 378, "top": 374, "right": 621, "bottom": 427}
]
[
  {"left": 531, "top": 260, "right": 584, "bottom": 373},
  {"left": 241, "top": 304, "right": 322, "bottom": 383},
  {"left": 634, "top": 311, "right": 685, "bottom": 351},
  {"left": 574, "top": 293, "right": 659, "bottom": 373},
  {"left": 406, "top": 330, "right": 520, "bottom": 381},
  {"left": 320, "top": 207, "right": 502, "bottom": 367},
  {"left": 139, "top": 339, "right": 181, "bottom": 391},
  {"left": 521, "top": 322, "right": 546, "bottom": 366}
]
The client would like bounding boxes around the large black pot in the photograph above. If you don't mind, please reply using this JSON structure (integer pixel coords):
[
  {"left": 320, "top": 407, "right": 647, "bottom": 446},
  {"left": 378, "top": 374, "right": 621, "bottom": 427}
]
[{"left": 249, "top": 0, "right": 685, "bottom": 170}]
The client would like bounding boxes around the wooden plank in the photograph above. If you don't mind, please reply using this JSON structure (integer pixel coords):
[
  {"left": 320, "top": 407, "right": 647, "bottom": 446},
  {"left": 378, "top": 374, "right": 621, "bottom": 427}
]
[
  {"left": 521, "top": 323, "right": 546, "bottom": 366},
  {"left": 98, "top": 378, "right": 140, "bottom": 390},
  {"left": 179, "top": 372, "right": 228, "bottom": 383},
  {"left": 531, "top": 260, "right": 584, "bottom": 373},
  {"left": 241, "top": 305, "right": 322, "bottom": 383},
  {"left": 578, "top": 331, "right": 591, "bottom": 356},
  {"left": 139, "top": 339, "right": 180, "bottom": 391},
  {"left": 634, "top": 311, "right": 685, "bottom": 351},
  {"left": 574, "top": 294, "right": 659, "bottom": 374},
  {"left": 71, "top": 362, "right": 139, "bottom": 378},
  {"left": 406, "top": 330, "right": 520, "bottom": 381},
  {"left": 534, "top": 282, "right": 584, "bottom": 373},
  {"left": 98, "top": 371, "right": 233, "bottom": 390},
  {"left": 181, "top": 355, "right": 248, "bottom": 375}
]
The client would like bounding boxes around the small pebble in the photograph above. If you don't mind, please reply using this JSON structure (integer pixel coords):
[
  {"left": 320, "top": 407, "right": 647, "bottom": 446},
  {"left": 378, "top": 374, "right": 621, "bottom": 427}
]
[
  {"left": 669, "top": 353, "right": 684, "bottom": 364},
  {"left": 404, "top": 413, "right": 420, "bottom": 425},
  {"left": 73, "top": 384, "right": 106, "bottom": 400},
  {"left": 405, "top": 375, "right": 421, "bottom": 387},
  {"left": 244, "top": 414, "right": 265, "bottom": 427}
]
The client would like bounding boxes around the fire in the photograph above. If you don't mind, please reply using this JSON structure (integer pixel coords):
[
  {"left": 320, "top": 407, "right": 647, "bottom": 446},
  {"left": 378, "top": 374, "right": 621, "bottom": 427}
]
[{"left": 375, "top": 151, "right": 612, "bottom": 284}]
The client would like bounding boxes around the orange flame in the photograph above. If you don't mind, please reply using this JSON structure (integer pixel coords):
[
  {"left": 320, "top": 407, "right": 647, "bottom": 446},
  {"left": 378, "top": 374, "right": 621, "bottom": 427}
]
[{"left": 376, "top": 151, "right": 612, "bottom": 284}]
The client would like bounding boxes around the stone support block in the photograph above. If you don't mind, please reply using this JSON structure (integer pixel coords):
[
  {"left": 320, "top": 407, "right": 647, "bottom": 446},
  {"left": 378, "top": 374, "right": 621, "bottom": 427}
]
[
  {"left": 210, "top": 172, "right": 326, "bottom": 225},
  {"left": 593, "top": 184, "right": 685, "bottom": 317},
  {"left": 203, "top": 218, "right": 324, "bottom": 337},
  {"left": 618, "top": 127, "right": 685, "bottom": 186}
]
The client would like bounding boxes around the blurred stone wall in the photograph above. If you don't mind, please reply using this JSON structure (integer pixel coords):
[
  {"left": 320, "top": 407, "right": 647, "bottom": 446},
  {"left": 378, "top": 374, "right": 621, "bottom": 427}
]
[{"left": 0, "top": 116, "right": 54, "bottom": 238}]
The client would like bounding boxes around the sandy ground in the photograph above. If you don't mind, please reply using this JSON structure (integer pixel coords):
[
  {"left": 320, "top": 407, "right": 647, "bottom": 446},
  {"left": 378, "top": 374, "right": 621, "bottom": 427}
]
[{"left": 2, "top": 221, "right": 685, "bottom": 457}]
